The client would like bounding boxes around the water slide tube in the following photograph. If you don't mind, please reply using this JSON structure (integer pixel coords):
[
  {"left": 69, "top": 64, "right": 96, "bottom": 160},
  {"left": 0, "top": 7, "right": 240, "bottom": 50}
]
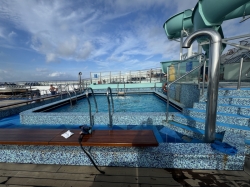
[{"left": 163, "top": 0, "right": 250, "bottom": 56}]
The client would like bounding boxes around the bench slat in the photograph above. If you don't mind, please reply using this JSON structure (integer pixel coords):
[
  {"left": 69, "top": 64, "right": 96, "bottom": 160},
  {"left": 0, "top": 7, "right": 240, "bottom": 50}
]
[{"left": 49, "top": 130, "right": 158, "bottom": 147}]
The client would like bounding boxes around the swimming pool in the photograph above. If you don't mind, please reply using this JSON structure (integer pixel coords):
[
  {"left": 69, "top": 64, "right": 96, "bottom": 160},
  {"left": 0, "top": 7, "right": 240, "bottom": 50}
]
[
  {"left": 49, "top": 94, "right": 178, "bottom": 113},
  {"left": 20, "top": 92, "right": 180, "bottom": 127}
]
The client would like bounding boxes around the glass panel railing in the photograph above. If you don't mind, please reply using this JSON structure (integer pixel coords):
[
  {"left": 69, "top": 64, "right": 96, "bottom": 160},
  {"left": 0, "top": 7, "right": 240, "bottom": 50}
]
[
  {"left": 166, "top": 54, "right": 206, "bottom": 84},
  {"left": 165, "top": 57, "right": 206, "bottom": 122}
]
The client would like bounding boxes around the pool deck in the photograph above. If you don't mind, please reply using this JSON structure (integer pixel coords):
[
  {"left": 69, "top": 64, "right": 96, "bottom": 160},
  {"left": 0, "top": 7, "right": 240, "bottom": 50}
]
[
  {"left": 0, "top": 90, "right": 250, "bottom": 186},
  {"left": 0, "top": 160, "right": 249, "bottom": 187}
]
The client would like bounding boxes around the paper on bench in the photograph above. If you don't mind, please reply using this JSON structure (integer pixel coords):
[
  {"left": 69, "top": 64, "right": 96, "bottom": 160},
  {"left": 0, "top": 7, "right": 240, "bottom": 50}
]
[{"left": 61, "top": 130, "right": 74, "bottom": 139}]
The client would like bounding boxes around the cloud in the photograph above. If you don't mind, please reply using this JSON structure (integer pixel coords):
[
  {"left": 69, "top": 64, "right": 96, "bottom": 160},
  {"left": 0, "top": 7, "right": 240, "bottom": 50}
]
[
  {"left": 8, "top": 31, "right": 17, "bottom": 38},
  {"left": 36, "top": 68, "right": 48, "bottom": 72},
  {"left": 49, "top": 71, "right": 66, "bottom": 77},
  {"left": 3, "top": 0, "right": 248, "bottom": 82},
  {"left": 46, "top": 53, "right": 57, "bottom": 62},
  {"left": 77, "top": 41, "right": 93, "bottom": 60},
  {"left": 0, "top": 0, "right": 185, "bottom": 65}
]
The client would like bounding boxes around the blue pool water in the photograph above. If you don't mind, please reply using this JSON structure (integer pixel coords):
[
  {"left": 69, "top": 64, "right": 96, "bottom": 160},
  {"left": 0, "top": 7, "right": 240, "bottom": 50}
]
[
  {"left": 0, "top": 114, "right": 198, "bottom": 143},
  {"left": 50, "top": 94, "right": 178, "bottom": 113}
]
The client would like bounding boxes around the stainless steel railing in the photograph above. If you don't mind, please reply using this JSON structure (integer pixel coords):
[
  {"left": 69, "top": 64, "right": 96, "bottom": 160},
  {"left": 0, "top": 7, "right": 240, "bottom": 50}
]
[
  {"left": 183, "top": 29, "right": 222, "bottom": 143},
  {"left": 85, "top": 87, "right": 98, "bottom": 127},
  {"left": 237, "top": 58, "right": 244, "bottom": 90},
  {"left": 85, "top": 87, "right": 98, "bottom": 112},
  {"left": 107, "top": 87, "right": 114, "bottom": 128},
  {"left": 65, "top": 84, "right": 73, "bottom": 106},
  {"left": 70, "top": 85, "right": 78, "bottom": 102}
]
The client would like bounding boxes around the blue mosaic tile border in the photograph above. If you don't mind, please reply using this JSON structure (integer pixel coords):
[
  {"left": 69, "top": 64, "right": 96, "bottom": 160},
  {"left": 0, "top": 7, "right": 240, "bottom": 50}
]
[
  {"left": 193, "top": 102, "right": 240, "bottom": 115},
  {"left": 162, "top": 83, "right": 200, "bottom": 108},
  {"left": 0, "top": 132, "right": 245, "bottom": 170}
]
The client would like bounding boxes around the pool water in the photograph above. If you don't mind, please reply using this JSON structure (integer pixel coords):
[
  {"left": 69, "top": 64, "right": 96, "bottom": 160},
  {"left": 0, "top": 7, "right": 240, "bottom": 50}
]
[
  {"left": 0, "top": 114, "right": 201, "bottom": 143},
  {"left": 50, "top": 94, "right": 178, "bottom": 113}
]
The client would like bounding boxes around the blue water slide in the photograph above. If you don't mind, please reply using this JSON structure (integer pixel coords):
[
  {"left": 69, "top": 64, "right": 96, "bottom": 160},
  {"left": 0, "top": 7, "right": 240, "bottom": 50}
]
[{"left": 163, "top": 0, "right": 250, "bottom": 55}]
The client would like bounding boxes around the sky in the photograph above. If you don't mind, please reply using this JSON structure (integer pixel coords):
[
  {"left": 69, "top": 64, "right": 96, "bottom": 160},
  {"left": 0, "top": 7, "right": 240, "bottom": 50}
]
[{"left": 0, "top": 0, "right": 249, "bottom": 82}]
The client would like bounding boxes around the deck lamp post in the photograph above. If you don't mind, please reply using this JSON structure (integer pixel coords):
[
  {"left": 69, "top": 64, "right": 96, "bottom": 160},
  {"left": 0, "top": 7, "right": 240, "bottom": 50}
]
[
  {"left": 78, "top": 72, "right": 82, "bottom": 91},
  {"left": 183, "top": 29, "right": 221, "bottom": 143}
]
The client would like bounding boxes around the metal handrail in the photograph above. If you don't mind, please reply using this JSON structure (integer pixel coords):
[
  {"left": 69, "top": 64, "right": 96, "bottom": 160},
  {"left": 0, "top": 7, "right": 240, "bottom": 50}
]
[
  {"left": 166, "top": 61, "right": 206, "bottom": 122},
  {"left": 65, "top": 84, "right": 73, "bottom": 106},
  {"left": 237, "top": 58, "right": 244, "bottom": 90},
  {"left": 85, "top": 92, "right": 94, "bottom": 127},
  {"left": 86, "top": 87, "right": 98, "bottom": 113},
  {"left": 107, "top": 87, "right": 114, "bottom": 128},
  {"left": 71, "top": 85, "right": 78, "bottom": 102}
]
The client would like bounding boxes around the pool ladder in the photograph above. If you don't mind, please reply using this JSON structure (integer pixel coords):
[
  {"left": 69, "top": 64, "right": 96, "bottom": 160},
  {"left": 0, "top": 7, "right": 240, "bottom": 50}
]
[
  {"left": 65, "top": 84, "right": 77, "bottom": 106},
  {"left": 85, "top": 87, "right": 98, "bottom": 127},
  {"left": 107, "top": 87, "right": 114, "bottom": 127},
  {"left": 117, "top": 83, "right": 126, "bottom": 96}
]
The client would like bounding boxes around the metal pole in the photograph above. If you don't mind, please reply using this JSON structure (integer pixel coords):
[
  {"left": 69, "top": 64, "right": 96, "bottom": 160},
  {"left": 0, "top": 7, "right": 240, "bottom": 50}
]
[
  {"left": 198, "top": 44, "right": 202, "bottom": 89},
  {"left": 150, "top": 69, "right": 152, "bottom": 83},
  {"left": 237, "top": 58, "right": 244, "bottom": 90},
  {"left": 139, "top": 71, "right": 141, "bottom": 83},
  {"left": 110, "top": 71, "right": 111, "bottom": 83},
  {"left": 180, "top": 30, "right": 183, "bottom": 60},
  {"left": 160, "top": 69, "right": 162, "bottom": 82},
  {"left": 90, "top": 72, "right": 92, "bottom": 84},
  {"left": 183, "top": 29, "right": 221, "bottom": 143},
  {"left": 119, "top": 71, "right": 121, "bottom": 83},
  {"left": 202, "top": 60, "right": 206, "bottom": 95},
  {"left": 78, "top": 72, "right": 82, "bottom": 92},
  {"left": 166, "top": 66, "right": 170, "bottom": 122}
]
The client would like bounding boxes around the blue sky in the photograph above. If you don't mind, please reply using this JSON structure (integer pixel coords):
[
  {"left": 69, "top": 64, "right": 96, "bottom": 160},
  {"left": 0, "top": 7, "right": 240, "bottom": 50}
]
[{"left": 0, "top": 0, "right": 249, "bottom": 82}]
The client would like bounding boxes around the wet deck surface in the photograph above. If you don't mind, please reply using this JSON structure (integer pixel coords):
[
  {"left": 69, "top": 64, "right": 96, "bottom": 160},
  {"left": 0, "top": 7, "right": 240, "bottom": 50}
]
[{"left": 0, "top": 162, "right": 249, "bottom": 187}]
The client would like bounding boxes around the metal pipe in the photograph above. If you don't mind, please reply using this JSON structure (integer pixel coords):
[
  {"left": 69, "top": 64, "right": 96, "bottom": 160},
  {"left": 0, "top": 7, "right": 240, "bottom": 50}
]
[
  {"left": 237, "top": 58, "right": 244, "bottom": 90},
  {"left": 107, "top": 87, "right": 114, "bottom": 128},
  {"left": 110, "top": 71, "right": 111, "bottom": 83},
  {"left": 202, "top": 60, "right": 206, "bottom": 95},
  {"left": 183, "top": 29, "right": 222, "bottom": 143},
  {"left": 180, "top": 30, "right": 183, "bottom": 60},
  {"left": 78, "top": 72, "right": 82, "bottom": 92},
  {"left": 85, "top": 93, "right": 93, "bottom": 127},
  {"left": 198, "top": 44, "right": 202, "bottom": 90},
  {"left": 86, "top": 87, "right": 98, "bottom": 113},
  {"left": 150, "top": 69, "right": 152, "bottom": 83}
]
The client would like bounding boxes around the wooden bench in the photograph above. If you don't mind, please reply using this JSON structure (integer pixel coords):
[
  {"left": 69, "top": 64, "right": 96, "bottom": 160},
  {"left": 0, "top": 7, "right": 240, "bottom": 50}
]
[{"left": 0, "top": 129, "right": 159, "bottom": 147}]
